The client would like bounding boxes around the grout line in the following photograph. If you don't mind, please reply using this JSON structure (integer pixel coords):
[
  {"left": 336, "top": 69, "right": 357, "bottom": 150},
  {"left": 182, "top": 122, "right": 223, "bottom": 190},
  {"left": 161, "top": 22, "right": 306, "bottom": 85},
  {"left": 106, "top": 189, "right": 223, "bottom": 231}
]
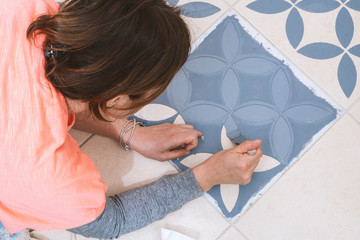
[
  {"left": 223, "top": 0, "right": 233, "bottom": 8},
  {"left": 347, "top": 96, "right": 360, "bottom": 112},
  {"left": 72, "top": 232, "right": 77, "bottom": 240},
  {"left": 348, "top": 111, "right": 360, "bottom": 125},
  {"left": 215, "top": 225, "right": 232, "bottom": 240},
  {"left": 232, "top": 226, "right": 250, "bottom": 240},
  {"left": 79, "top": 134, "right": 94, "bottom": 148},
  {"left": 223, "top": 0, "right": 240, "bottom": 8}
]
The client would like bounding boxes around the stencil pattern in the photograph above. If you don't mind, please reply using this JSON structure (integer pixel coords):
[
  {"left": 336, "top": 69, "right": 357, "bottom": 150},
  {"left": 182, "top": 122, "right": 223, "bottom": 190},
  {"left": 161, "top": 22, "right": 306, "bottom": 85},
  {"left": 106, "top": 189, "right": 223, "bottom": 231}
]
[
  {"left": 168, "top": 0, "right": 220, "bottom": 18},
  {"left": 135, "top": 12, "right": 340, "bottom": 219},
  {"left": 247, "top": 0, "right": 360, "bottom": 98}
]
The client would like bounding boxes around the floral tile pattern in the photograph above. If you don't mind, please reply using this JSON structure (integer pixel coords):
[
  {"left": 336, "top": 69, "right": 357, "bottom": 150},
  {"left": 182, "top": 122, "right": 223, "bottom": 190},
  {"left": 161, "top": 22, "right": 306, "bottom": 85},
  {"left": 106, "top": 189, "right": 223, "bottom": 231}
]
[
  {"left": 134, "top": 11, "right": 342, "bottom": 220},
  {"left": 168, "top": 0, "right": 220, "bottom": 18},
  {"left": 247, "top": 0, "right": 360, "bottom": 98}
]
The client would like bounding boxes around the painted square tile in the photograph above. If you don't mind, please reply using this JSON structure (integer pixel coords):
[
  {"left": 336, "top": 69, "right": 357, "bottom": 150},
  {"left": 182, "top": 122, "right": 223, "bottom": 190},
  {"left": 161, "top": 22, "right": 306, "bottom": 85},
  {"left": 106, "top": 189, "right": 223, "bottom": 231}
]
[
  {"left": 167, "top": 0, "right": 230, "bottom": 42},
  {"left": 237, "top": 0, "right": 360, "bottom": 108},
  {"left": 134, "top": 10, "right": 342, "bottom": 221}
]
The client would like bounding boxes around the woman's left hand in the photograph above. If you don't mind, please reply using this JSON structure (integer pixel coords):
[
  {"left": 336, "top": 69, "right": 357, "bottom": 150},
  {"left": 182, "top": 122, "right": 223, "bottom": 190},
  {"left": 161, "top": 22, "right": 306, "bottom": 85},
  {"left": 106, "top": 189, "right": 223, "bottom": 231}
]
[{"left": 130, "top": 123, "right": 202, "bottom": 161}]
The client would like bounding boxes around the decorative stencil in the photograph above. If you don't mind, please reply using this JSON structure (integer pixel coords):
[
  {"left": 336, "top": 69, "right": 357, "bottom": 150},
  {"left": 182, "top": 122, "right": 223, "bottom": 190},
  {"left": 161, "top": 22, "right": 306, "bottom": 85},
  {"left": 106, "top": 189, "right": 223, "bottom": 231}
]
[
  {"left": 134, "top": 11, "right": 342, "bottom": 220},
  {"left": 168, "top": 0, "right": 220, "bottom": 18},
  {"left": 247, "top": 0, "right": 360, "bottom": 98}
]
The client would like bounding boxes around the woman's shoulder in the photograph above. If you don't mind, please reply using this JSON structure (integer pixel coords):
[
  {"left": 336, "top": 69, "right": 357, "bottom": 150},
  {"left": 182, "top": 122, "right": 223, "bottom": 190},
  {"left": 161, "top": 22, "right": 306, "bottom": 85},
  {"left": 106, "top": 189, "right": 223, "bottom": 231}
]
[{"left": 0, "top": 0, "right": 58, "bottom": 12}]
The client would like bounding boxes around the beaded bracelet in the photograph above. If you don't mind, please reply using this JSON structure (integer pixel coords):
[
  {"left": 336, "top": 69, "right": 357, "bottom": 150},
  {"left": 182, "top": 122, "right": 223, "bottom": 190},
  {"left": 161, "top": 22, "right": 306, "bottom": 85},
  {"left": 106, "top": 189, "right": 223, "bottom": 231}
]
[{"left": 119, "top": 119, "right": 143, "bottom": 151}]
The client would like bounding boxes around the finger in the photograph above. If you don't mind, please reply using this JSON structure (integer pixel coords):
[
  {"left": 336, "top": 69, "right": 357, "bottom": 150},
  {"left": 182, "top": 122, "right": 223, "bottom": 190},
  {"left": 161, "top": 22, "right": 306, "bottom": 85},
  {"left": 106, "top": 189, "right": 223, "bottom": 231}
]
[
  {"left": 164, "top": 149, "right": 190, "bottom": 160},
  {"left": 185, "top": 135, "right": 199, "bottom": 151},
  {"left": 170, "top": 129, "right": 200, "bottom": 149},
  {"left": 183, "top": 130, "right": 202, "bottom": 150},
  {"left": 248, "top": 147, "right": 263, "bottom": 170},
  {"left": 171, "top": 144, "right": 187, "bottom": 150},
  {"left": 178, "top": 124, "right": 194, "bottom": 129},
  {"left": 235, "top": 140, "right": 262, "bottom": 154}
]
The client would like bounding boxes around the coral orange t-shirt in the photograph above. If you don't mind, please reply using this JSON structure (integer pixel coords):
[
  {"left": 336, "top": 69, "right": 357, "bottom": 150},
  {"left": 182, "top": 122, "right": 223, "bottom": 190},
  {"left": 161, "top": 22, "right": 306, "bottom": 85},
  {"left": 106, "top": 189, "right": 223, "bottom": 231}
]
[{"left": 0, "top": 0, "right": 107, "bottom": 233}]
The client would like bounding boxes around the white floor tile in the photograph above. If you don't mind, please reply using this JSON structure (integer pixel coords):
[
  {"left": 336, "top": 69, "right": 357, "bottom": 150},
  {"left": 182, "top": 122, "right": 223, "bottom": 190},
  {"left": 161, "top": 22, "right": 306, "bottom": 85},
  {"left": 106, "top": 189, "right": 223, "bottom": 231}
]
[
  {"left": 80, "top": 135, "right": 178, "bottom": 196},
  {"left": 235, "top": 114, "right": 360, "bottom": 240}
]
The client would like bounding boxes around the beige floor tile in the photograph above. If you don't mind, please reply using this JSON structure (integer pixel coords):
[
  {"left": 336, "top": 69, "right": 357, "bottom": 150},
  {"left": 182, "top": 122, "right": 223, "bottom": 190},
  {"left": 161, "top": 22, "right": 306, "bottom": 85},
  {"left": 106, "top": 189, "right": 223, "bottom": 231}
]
[
  {"left": 217, "top": 227, "right": 247, "bottom": 240},
  {"left": 234, "top": 2, "right": 360, "bottom": 109},
  {"left": 80, "top": 135, "right": 178, "bottom": 196},
  {"left": 68, "top": 129, "right": 92, "bottom": 146},
  {"left": 116, "top": 197, "right": 230, "bottom": 240},
  {"left": 30, "top": 230, "right": 76, "bottom": 240},
  {"left": 75, "top": 235, "right": 98, "bottom": 240},
  {"left": 234, "top": 114, "right": 360, "bottom": 240},
  {"left": 350, "top": 99, "right": 360, "bottom": 123}
]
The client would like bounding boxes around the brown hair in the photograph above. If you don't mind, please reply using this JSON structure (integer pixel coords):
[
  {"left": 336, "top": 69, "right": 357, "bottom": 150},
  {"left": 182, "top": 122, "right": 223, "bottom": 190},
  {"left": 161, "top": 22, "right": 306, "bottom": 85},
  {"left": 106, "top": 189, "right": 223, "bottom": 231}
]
[{"left": 27, "top": 0, "right": 190, "bottom": 120}]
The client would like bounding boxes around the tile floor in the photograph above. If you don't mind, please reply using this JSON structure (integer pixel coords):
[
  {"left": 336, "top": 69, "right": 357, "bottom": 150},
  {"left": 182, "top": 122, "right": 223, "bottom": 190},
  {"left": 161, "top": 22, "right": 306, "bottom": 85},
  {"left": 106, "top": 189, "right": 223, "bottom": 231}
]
[{"left": 34, "top": 0, "right": 360, "bottom": 239}]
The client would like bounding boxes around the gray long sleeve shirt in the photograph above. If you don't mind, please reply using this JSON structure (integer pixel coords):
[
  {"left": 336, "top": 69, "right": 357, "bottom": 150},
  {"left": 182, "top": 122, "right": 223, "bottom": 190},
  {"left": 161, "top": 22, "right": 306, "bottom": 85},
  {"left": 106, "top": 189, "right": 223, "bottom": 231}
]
[{"left": 68, "top": 169, "right": 203, "bottom": 239}]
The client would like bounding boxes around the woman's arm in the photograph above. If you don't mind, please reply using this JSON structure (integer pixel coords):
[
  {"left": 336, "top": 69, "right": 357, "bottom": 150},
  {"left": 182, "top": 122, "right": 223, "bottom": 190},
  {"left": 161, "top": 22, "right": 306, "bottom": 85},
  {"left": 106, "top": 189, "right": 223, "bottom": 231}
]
[
  {"left": 68, "top": 169, "right": 202, "bottom": 239},
  {"left": 68, "top": 140, "right": 262, "bottom": 239},
  {"left": 72, "top": 112, "right": 202, "bottom": 161}
]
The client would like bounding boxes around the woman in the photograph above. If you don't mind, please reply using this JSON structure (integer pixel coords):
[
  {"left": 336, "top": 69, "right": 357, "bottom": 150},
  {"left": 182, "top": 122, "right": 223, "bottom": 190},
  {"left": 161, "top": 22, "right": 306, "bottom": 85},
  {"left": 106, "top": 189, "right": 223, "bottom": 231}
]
[{"left": 0, "top": 0, "right": 262, "bottom": 239}]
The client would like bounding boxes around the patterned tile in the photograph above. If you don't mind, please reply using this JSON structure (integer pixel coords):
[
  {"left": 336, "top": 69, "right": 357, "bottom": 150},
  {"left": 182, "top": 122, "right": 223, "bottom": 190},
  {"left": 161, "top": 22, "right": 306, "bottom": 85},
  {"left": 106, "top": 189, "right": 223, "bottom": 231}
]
[
  {"left": 134, "top": 11, "right": 342, "bottom": 221},
  {"left": 169, "top": 0, "right": 230, "bottom": 42},
  {"left": 235, "top": 0, "right": 360, "bottom": 108},
  {"left": 235, "top": 114, "right": 360, "bottom": 239}
]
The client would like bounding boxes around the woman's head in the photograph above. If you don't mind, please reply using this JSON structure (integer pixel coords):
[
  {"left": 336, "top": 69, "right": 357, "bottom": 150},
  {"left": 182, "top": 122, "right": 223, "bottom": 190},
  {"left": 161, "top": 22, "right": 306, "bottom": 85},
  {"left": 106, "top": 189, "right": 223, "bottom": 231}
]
[{"left": 27, "top": 0, "right": 190, "bottom": 120}]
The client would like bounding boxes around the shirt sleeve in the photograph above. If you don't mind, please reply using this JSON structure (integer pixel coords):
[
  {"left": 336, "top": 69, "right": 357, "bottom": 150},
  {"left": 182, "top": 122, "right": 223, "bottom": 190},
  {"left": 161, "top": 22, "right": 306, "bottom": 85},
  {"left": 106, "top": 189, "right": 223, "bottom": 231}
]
[{"left": 68, "top": 169, "right": 203, "bottom": 239}]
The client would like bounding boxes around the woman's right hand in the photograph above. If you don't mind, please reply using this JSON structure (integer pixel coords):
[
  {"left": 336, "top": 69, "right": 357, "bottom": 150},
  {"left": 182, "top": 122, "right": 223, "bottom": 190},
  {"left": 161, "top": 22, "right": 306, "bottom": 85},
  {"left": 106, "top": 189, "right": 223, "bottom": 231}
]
[{"left": 192, "top": 140, "right": 263, "bottom": 192}]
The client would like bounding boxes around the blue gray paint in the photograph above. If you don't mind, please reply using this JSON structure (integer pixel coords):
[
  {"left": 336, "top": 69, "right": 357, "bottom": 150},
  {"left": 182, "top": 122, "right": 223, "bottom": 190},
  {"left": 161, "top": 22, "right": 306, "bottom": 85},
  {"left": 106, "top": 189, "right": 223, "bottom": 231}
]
[
  {"left": 167, "top": 0, "right": 220, "bottom": 18},
  {"left": 135, "top": 14, "right": 339, "bottom": 219}
]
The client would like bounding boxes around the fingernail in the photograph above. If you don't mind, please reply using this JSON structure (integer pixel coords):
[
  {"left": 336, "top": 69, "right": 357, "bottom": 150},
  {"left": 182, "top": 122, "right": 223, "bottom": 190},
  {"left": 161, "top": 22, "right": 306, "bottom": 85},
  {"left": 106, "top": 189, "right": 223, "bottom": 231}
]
[{"left": 247, "top": 149, "right": 257, "bottom": 156}]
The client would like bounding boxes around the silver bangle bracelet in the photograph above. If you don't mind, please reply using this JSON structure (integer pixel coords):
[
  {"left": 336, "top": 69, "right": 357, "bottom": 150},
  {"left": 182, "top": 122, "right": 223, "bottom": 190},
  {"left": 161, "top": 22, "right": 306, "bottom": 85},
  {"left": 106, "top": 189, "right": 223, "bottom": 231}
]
[{"left": 119, "top": 119, "right": 143, "bottom": 151}]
